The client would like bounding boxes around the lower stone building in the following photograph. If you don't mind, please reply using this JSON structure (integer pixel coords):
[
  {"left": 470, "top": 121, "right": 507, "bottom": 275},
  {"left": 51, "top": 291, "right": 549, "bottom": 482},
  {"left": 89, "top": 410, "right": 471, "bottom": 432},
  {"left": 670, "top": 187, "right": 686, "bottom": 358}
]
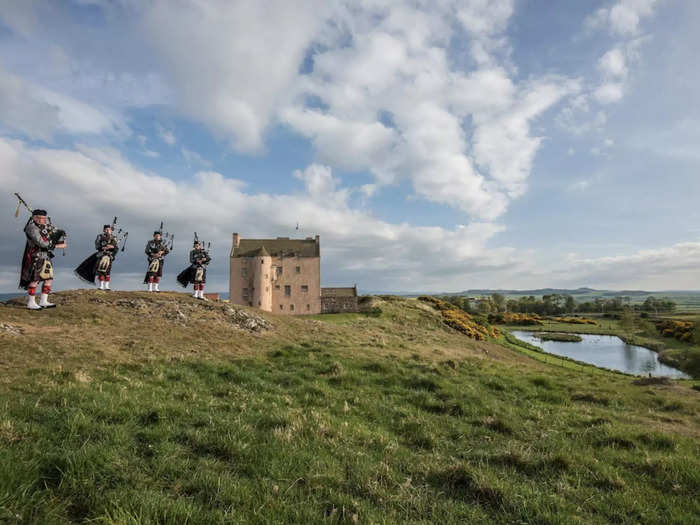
[{"left": 321, "top": 286, "right": 359, "bottom": 314}]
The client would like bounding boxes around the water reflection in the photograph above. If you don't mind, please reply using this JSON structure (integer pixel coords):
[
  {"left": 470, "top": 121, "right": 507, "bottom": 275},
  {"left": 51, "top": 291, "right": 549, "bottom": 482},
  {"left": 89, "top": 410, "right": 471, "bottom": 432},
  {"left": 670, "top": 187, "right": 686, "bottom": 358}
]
[{"left": 511, "top": 331, "right": 689, "bottom": 378}]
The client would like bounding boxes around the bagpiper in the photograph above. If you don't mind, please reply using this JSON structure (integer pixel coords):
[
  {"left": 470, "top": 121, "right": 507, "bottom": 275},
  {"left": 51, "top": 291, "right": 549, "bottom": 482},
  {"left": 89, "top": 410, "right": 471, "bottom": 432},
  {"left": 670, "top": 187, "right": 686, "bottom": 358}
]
[
  {"left": 144, "top": 227, "right": 171, "bottom": 292},
  {"left": 176, "top": 234, "right": 212, "bottom": 300},
  {"left": 75, "top": 222, "right": 124, "bottom": 290},
  {"left": 18, "top": 208, "right": 67, "bottom": 309}
]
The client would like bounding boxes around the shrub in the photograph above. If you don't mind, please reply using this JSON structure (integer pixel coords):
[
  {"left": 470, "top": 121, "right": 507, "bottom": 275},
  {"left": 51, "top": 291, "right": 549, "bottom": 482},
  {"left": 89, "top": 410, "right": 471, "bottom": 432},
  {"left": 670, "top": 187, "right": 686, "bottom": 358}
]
[
  {"left": 653, "top": 319, "right": 693, "bottom": 343},
  {"left": 548, "top": 316, "right": 597, "bottom": 325},
  {"left": 489, "top": 312, "right": 544, "bottom": 326},
  {"left": 419, "top": 296, "right": 499, "bottom": 340}
]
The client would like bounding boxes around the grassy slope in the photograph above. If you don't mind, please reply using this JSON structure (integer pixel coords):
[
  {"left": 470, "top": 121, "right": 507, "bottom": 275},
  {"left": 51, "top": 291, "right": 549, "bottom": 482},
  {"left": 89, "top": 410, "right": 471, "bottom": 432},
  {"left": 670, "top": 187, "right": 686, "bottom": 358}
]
[{"left": 0, "top": 292, "right": 698, "bottom": 524}]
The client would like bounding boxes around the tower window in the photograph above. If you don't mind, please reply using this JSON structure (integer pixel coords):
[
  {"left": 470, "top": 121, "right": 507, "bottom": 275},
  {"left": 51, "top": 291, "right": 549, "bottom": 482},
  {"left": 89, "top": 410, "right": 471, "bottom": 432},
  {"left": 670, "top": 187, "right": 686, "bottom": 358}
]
[
  {"left": 279, "top": 304, "right": 284, "bottom": 310},
  {"left": 306, "top": 304, "right": 310, "bottom": 311},
  {"left": 284, "top": 285, "right": 291, "bottom": 296},
  {"left": 295, "top": 266, "right": 301, "bottom": 273},
  {"left": 301, "top": 285, "right": 308, "bottom": 293},
  {"left": 290, "top": 304, "right": 295, "bottom": 311}
]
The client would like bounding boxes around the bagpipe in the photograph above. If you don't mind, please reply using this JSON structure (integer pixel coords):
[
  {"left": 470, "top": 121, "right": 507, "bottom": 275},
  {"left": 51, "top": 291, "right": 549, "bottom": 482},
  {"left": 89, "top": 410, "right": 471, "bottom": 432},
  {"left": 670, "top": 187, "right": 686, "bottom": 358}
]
[
  {"left": 108, "top": 216, "right": 129, "bottom": 253},
  {"left": 14, "top": 192, "right": 67, "bottom": 255},
  {"left": 193, "top": 231, "right": 211, "bottom": 258},
  {"left": 157, "top": 221, "right": 175, "bottom": 252}
]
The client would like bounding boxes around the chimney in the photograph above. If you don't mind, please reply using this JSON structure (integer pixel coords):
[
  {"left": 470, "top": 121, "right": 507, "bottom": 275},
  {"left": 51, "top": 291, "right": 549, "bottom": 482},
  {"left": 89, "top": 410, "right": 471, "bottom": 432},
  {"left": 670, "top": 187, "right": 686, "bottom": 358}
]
[{"left": 232, "top": 232, "right": 240, "bottom": 248}]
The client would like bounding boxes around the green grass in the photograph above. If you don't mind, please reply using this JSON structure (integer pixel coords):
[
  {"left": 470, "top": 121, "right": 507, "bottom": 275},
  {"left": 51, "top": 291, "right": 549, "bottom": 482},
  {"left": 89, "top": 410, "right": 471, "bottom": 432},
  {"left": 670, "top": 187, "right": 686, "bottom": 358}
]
[
  {"left": 1, "top": 293, "right": 699, "bottom": 523},
  {"left": 2, "top": 347, "right": 699, "bottom": 523}
]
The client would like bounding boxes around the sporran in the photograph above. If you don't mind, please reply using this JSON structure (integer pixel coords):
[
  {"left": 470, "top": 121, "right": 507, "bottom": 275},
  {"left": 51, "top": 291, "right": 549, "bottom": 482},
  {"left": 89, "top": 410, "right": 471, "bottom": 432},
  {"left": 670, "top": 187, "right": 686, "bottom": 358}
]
[
  {"left": 39, "top": 259, "right": 54, "bottom": 280},
  {"left": 98, "top": 255, "right": 111, "bottom": 273},
  {"left": 148, "top": 259, "right": 160, "bottom": 273}
]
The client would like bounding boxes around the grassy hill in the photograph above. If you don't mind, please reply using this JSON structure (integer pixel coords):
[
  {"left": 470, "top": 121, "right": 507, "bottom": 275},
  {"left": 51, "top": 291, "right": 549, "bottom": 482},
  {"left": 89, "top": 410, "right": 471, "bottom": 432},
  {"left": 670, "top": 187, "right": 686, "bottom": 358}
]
[{"left": 0, "top": 292, "right": 698, "bottom": 524}]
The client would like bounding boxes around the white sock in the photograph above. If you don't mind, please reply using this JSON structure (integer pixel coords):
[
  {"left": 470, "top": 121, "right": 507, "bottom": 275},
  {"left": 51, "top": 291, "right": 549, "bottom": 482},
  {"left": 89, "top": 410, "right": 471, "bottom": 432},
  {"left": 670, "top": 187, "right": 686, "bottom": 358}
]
[
  {"left": 148, "top": 282, "right": 153, "bottom": 292},
  {"left": 38, "top": 293, "right": 53, "bottom": 307},
  {"left": 99, "top": 280, "right": 105, "bottom": 289},
  {"left": 154, "top": 282, "right": 160, "bottom": 292},
  {"left": 105, "top": 281, "right": 110, "bottom": 290},
  {"left": 27, "top": 295, "right": 40, "bottom": 310}
]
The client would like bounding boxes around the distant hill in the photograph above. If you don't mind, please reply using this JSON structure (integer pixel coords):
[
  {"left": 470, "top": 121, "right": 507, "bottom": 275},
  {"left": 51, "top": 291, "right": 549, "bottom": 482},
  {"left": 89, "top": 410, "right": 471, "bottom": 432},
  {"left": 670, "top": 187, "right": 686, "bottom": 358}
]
[{"left": 455, "top": 287, "right": 600, "bottom": 296}]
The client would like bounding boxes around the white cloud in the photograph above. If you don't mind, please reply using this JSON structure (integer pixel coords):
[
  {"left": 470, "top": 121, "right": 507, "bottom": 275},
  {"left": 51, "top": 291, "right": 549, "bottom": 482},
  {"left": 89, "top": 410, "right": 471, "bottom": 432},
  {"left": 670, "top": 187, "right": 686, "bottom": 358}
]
[
  {"left": 0, "top": 1, "right": 580, "bottom": 222},
  {"left": 549, "top": 241, "right": 700, "bottom": 290},
  {"left": 569, "top": 179, "right": 592, "bottom": 191},
  {"left": 0, "top": 138, "right": 518, "bottom": 292},
  {"left": 594, "top": 82, "right": 625, "bottom": 104},
  {"left": 455, "top": 0, "right": 515, "bottom": 65},
  {"left": 157, "top": 125, "right": 176, "bottom": 146},
  {"left": 0, "top": 65, "right": 60, "bottom": 140},
  {"left": 598, "top": 48, "right": 628, "bottom": 79},
  {"left": 282, "top": 2, "right": 574, "bottom": 220},
  {"left": 586, "top": 0, "right": 658, "bottom": 36},
  {"left": 0, "top": 64, "right": 126, "bottom": 140},
  {"left": 136, "top": 0, "right": 330, "bottom": 153},
  {"left": 564, "top": 2, "right": 658, "bottom": 133},
  {"left": 181, "top": 147, "right": 212, "bottom": 168}
]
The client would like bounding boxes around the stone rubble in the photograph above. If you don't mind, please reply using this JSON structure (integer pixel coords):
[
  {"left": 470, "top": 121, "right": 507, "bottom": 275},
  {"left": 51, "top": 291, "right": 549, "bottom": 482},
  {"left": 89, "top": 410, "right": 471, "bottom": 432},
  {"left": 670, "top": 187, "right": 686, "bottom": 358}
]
[
  {"left": 225, "top": 306, "right": 271, "bottom": 331},
  {"left": 0, "top": 323, "right": 24, "bottom": 336}
]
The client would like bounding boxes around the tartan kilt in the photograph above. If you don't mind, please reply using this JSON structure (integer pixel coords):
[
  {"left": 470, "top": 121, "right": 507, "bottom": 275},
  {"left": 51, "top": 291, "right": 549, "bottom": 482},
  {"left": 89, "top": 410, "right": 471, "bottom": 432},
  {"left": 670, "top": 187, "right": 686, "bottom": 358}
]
[
  {"left": 143, "top": 258, "right": 164, "bottom": 283},
  {"left": 176, "top": 265, "right": 206, "bottom": 288},
  {"left": 19, "top": 243, "right": 53, "bottom": 289}
]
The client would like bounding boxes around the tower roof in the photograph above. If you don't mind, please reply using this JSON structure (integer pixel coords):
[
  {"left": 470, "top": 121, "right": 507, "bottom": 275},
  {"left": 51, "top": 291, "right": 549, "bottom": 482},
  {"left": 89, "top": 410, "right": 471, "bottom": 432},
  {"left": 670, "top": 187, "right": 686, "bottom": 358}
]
[
  {"left": 231, "top": 236, "right": 320, "bottom": 258},
  {"left": 250, "top": 246, "right": 270, "bottom": 257}
]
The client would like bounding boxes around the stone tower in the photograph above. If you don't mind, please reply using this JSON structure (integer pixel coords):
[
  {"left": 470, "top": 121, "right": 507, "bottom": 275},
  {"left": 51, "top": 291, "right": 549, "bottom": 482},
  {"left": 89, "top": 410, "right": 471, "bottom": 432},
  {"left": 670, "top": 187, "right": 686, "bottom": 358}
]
[{"left": 229, "top": 233, "right": 321, "bottom": 315}]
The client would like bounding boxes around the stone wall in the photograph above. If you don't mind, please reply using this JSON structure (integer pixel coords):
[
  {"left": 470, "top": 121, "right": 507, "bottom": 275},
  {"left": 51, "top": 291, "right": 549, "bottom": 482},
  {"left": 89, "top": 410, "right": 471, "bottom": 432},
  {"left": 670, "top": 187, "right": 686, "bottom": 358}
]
[
  {"left": 321, "top": 295, "right": 359, "bottom": 314},
  {"left": 321, "top": 287, "right": 359, "bottom": 314}
]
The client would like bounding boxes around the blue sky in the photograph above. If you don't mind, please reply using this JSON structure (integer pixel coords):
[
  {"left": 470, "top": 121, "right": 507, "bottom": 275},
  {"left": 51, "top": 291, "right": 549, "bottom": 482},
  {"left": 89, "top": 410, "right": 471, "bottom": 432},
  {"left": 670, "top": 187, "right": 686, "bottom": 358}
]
[{"left": 0, "top": 0, "right": 698, "bottom": 293}]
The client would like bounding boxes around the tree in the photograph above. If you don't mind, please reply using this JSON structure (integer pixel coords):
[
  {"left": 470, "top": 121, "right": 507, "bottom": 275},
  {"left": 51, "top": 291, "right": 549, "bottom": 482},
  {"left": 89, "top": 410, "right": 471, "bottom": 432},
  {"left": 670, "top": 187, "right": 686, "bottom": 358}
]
[
  {"left": 491, "top": 293, "right": 505, "bottom": 313},
  {"left": 620, "top": 310, "right": 636, "bottom": 333},
  {"left": 564, "top": 295, "right": 576, "bottom": 314}
]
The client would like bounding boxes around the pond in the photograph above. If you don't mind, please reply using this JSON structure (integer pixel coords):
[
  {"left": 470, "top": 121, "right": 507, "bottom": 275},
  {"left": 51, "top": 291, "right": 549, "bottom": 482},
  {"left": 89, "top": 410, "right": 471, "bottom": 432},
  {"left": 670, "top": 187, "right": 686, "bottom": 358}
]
[{"left": 510, "top": 331, "right": 690, "bottom": 378}]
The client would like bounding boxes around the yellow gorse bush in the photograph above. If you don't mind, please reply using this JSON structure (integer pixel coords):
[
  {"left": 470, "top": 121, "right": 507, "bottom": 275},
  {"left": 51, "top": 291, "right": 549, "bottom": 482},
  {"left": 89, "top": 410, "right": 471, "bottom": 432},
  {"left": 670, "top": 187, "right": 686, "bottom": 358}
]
[
  {"left": 493, "top": 313, "right": 544, "bottom": 326},
  {"left": 547, "top": 317, "right": 597, "bottom": 325},
  {"left": 654, "top": 319, "right": 693, "bottom": 343},
  {"left": 418, "top": 297, "right": 499, "bottom": 340}
]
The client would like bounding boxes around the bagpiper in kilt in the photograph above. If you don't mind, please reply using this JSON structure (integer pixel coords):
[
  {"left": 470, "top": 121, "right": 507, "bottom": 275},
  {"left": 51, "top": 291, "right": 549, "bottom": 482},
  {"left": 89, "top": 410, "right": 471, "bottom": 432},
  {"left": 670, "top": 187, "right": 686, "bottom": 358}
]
[
  {"left": 19, "top": 209, "right": 67, "bottom": 309},
  {"left": 144, "top": 231, "right": 170, "bottom": 292},
  {"left": 176, "top": 237, "right": 211, "bottom": 300},
  {"left": 75, "top": 224, "right": 119, "bottom": 290}
]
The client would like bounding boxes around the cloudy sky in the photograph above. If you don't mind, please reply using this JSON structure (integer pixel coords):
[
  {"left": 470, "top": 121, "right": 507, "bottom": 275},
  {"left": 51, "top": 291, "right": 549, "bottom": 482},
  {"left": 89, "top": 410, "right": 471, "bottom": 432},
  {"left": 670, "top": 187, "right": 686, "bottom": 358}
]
[{"left": 0, "top": 0, "right": 698, "bottom": 293}]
